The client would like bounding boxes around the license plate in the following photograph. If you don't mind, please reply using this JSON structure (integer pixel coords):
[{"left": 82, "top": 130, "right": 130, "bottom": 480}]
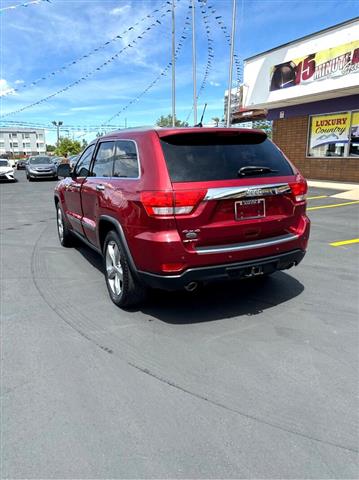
[{"left": 235, "top": 198, "right": 265, "bottom": 220}]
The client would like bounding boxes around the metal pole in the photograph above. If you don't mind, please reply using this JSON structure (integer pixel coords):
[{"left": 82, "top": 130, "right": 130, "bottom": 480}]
[
  {"left": 192, "top": 0, "right": 197, "bottom": 125},
  {"left": 226, "top": 0, "right": 237, "bottom": 128},
  {"left": 171, "top": 0, "right": 176, "bottom": 127},
  {"left": 57, "top": 124, "right": 60, "bottom": 145}
]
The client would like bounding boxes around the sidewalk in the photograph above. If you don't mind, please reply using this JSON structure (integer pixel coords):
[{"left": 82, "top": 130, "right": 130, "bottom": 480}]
[{"left": 308, "top": 179, "right": 359, "bottom": 200}]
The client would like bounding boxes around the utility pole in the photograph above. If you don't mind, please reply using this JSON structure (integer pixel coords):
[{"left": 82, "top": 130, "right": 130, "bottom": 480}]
[
  {"left": 171, "top": 0, "right": 176, "bottom": 127},
  {"left": 226, "top": 0, "right": 237, "bottom": 128},
  {"left": 52, "top": 120, "right": 63, "bottom": 146},
  {"left": 192, "top": 0, "right": 197, "bottom": 125}
]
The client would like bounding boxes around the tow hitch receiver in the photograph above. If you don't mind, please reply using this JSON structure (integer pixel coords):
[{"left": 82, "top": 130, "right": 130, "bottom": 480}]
[{"left": 244, "top": 266, "right": 263, "bottom": 277}]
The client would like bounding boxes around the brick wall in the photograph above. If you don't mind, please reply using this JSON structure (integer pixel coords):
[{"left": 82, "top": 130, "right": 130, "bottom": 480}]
[{"left": 272, "top": 116, "right": 359, "bottom": 182}]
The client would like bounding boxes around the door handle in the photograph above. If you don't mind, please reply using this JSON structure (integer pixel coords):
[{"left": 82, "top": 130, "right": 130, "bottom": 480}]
[{"left": 96, "top": 184, "right": 105, "bottom": 191}]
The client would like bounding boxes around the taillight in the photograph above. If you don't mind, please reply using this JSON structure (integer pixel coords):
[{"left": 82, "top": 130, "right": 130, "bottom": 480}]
[
  {"left": 140, "top": 190, "right": 206, "bottom": 216},
  {"left": 289, "top": 178, "right": 307, "bottom": 202}
]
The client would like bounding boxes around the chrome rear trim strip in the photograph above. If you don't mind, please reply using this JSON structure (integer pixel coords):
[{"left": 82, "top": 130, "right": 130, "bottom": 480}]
[
  {"left": 204, "top": 183, "right": 291, "bottom": 200},
  {"left": 195, "top": 233, "right": 298, "bottom": 255}
]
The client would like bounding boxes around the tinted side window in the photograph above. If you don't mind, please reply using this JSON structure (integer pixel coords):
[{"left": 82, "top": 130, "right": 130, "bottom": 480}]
[
  {"left": 160, "top": 134, "right": 293, "bottom": 182},
  {"left": 113, "top": 140, "right": 139, "bottom": 178},
  {"left": 74, "top": 144, "right": 95, "bottom": 177},
  {"left": 92, "top": 142, "right": 115, "bottom": 177}
]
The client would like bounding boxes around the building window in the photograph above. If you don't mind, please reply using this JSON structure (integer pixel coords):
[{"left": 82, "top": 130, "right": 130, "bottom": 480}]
[
  {"left": 22, "top": 133, "right": 30, "bottom": 139},
  {"left": 37, "top": 134, "right": 44, "bottom": 140},
  {"left": 307, "top": 111, "right": 354, "bottom": 158},
  {"left": 349, "top": 111, "right": 359, "bottom": 157}
]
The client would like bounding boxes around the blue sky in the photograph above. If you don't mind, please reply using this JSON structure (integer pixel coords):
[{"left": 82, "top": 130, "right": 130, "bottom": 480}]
[{"left": 1, "top": 0, "right": 358, "bottom": 145}]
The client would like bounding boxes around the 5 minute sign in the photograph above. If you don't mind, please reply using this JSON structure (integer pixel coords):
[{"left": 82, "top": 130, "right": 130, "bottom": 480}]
[{"left": 270, "top": 40, "right": 359, "bottom": 91}]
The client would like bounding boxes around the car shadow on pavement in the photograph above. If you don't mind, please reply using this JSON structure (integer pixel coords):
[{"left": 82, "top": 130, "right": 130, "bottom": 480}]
[
  {"left": 141, "top": 273, "right": 304, "bottom": 324},
  {"left": 74, "top": 242, "right": 304, "bottom": 324},
  {"left": 75, "top": 243, "right": 105, "bottom": 273}
]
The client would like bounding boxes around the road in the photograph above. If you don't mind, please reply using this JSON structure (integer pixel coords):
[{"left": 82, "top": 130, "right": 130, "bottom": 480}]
[{"left": 1, "top": 171, "right": 358, "bottom": 479}]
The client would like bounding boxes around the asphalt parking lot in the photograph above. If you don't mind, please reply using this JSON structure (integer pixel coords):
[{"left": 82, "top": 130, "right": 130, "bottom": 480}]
[{"left": 1, "top": 171, "right": 358, "bottom": 479}]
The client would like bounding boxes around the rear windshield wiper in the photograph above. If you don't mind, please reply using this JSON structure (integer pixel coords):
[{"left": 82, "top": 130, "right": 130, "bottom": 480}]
[{"left": 238, "top": 166, "right": 278, "bottom": 176}]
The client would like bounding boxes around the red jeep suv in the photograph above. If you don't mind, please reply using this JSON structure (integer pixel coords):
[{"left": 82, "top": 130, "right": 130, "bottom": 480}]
[{"left": 55, "top": 127, "right": 310, "bottom": 307}]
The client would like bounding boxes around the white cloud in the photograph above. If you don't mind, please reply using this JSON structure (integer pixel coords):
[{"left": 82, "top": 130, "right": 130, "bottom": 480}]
[
  {"left": 0, "top": 79, "right": 15, "bottom": 97},
  {"left": 110, "top": 5, "right": 130, "bottom": 16},
  {"left": 209, "top": 81, "right": 221, "bottom": 87},
  {"left": 14, "top": 79, "right": 24, "bottom": 85}
]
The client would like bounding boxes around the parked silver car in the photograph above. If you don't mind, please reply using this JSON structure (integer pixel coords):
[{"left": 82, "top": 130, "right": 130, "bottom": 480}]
[{"left": 26, "top": 156, "right": 58, "bottom": 181}]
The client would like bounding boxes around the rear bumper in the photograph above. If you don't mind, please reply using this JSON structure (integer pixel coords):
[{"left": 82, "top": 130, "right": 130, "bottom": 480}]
[{"left": 137, "top": 249, "right": 306, "bottom": 290}]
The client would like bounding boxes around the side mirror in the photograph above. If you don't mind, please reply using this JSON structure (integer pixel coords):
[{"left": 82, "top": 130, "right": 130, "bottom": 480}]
[{"left": 57, "top": 163, "right": 72, "bottom": 178}]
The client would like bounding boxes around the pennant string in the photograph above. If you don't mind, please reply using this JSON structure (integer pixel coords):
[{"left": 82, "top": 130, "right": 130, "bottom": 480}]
[
  {"left": 0, "top": 8, "right": 173, "bottom": 118},
  {"left": 101, "top": 1, "right": 192, "bottom": 128}
]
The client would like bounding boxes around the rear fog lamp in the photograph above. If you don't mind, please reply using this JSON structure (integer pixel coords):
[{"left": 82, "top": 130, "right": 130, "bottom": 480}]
[{"left": 161, "top": 263, "right": 186, "bottom": 273}]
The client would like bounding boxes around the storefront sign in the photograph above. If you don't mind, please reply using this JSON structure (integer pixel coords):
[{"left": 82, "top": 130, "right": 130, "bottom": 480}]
[
  {"left": 309, "top": 112, "right": 350, "bottom": 149},
  {"left": 270, "top": 40, "right": 359, "bottom": 91}
]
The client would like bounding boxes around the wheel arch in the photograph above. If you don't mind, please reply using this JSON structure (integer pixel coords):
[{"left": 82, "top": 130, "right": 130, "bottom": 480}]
[{"left": 98, "top": 216, "right": 139, "bottom": 277}]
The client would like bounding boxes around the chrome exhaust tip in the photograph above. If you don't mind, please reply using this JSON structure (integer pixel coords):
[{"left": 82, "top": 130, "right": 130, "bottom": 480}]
[{"left": 185, "top": 281, "right": 198, "bottom": 292}]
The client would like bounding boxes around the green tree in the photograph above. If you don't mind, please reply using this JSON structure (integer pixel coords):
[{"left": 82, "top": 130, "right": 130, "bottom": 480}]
[
  {"left": 55, "top": 137, "right": 82, "bottom": 156},
  {"left": 212, "top": 117, "right": 220, "bottom": 127},
  {"left": 156, "top": 114, "right": 188, "bottom": 127},
  {"left": 46, "top": 144, "right": 56, "bottom": 152},
  {"left": 81, "top": 139, "right": 88, "bottom": 148},
  {"left": 252, "top": 120, "right": 272, "bottom": 138}
]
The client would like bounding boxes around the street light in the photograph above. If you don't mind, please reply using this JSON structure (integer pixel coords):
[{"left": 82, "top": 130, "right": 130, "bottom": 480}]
[{"left": 52, "top": 120, "right": 63, "bottom": 146}]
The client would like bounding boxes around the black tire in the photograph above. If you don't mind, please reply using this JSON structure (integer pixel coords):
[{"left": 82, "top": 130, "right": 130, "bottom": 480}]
[
  {"left": 56, "top": 203, "right": 75, "bottom": 247},
  {"left": 103, "top": 230, "right": 147, "bottom": 308}
]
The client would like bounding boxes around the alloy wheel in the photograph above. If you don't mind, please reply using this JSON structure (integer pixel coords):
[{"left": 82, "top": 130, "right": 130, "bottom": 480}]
[
  {"left": 57, "top": 207, "right": 64, "bottom": 242},
  {"left": 106, "top": 240, "right": 123, "bottom": 296}
]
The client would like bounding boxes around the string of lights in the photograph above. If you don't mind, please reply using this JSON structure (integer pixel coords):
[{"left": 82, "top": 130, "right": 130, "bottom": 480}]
[
  {"left": 99, "top": 0, "right": 193, "bottom": 130},
  {"left": 1, "top": 1, "right": 171, "bottom": 97},
  {"left": 1, "top": 8, "right": 173, "bottom": 118}
]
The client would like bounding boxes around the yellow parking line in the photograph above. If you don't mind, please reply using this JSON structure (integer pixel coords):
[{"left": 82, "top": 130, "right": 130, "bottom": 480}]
[
  {"left": 330, "top": 238, "right": 359, "bottom": 247},
  {"left": 307, "top": 195, "right": 328, "bottom": 200},
  {"left": 307, "top": 201, "right": 359, "bottom": 211}
]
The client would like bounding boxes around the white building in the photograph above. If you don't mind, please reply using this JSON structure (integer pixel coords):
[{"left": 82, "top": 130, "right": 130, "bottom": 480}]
[{"left": 0, "top": 128, "right": 46, "bottom": 157}]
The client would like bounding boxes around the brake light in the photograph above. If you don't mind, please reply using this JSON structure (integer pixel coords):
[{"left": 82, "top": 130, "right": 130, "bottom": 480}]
[
  {"left": 141, "top": 190, "right": 206, "bottom": 216},
  {"left": 290, "top": 178, "right": 307, "bottom": 202}
]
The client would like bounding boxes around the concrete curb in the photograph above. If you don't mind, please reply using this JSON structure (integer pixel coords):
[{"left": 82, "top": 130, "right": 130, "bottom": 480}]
[
  {"left": 308, "top": 180, "right": 359, "bottom": 200},
  {"left": 308, "top": 180, "right": 359, "bottom": 190}
]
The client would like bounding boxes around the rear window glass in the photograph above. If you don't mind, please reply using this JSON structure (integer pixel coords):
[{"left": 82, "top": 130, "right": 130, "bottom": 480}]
[{"left": 160, "top": 132, "right": 293, "bottom": 182}]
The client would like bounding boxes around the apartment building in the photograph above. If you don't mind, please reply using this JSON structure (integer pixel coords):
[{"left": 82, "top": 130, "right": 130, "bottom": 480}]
[{"left": 0, "top": 128, "right": 46, "bottom": 157}]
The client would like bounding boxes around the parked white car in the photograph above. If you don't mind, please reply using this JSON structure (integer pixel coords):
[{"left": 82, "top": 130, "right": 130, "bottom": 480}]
[{"left": 0, "top": 159, "right": 16, "bottom": 181}]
